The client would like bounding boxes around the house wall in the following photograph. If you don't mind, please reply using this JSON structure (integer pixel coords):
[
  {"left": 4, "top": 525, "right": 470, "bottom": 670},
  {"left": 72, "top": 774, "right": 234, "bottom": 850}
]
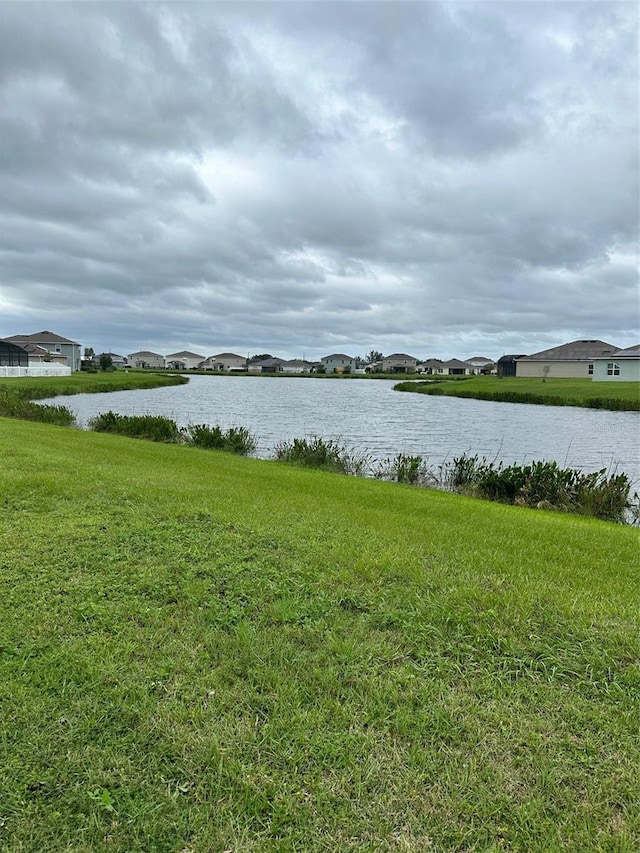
[
  {"left": 382, "top": 357, "right": 417, "bottom": 372},
  {"left": 592, "top": 359, "right": 640, "bottom": 382},
  {"left": 321, "top": 357, "right": 355, "bottom": 373},
  {"left": 515, "top": 360, "right": 593, "bottom": 379}
]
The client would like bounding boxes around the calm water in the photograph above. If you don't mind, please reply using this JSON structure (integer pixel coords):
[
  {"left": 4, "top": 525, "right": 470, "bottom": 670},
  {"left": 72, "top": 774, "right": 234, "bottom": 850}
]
[{"left": 46, "top": 376, "right": 640, "bottom": 485}]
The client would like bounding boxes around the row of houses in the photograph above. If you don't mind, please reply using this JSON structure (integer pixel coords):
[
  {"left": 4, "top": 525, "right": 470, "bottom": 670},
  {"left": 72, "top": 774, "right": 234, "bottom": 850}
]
[
  {"left": 1, "top": 333, "right": 638, "bottom": 382},
  {"left": 123, "top": 350, "right": 496, "bottom": 375}
]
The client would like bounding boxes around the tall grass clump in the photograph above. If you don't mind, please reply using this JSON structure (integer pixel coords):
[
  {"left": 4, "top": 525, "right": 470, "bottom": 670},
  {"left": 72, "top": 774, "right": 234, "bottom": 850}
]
[
  {"left": 0, "top": 389, "right": 76, "bottom": 426},
  {"left": 88, "top": 411, "right": 181, "bottom": 443},
  {"left": 441, "top": 454, "right": 632, "bottom": 522},
  {"left": 274, "top": 436, "right": 370, "bottom": 475},
  {"left": 374, "top": 453, "right": 435, "bottom": 486},
  {"left": 184, "top": 423, "right": 257, "bottom": 455}
]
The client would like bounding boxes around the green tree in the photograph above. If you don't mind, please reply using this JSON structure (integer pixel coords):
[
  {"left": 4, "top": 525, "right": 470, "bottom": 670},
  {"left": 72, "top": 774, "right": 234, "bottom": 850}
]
[{"left": 99, "top": 353, "right": 113, "bottom": 372}]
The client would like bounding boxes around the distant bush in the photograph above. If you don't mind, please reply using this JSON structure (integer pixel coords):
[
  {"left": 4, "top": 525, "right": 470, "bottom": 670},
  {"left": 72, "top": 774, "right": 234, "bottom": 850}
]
[
  {"left": 88, "top": 411, "right": 181, "bottom": 443},
  {"left": 0, "top": 390, "right": 76, "bottom": 426},
  {"left": 274, "top": 436, "right": 370, "bottom": 475},
  {"left": 185, "top": 423, "right": 257, "bottom": 455},
  {"left": 440, "top": 454, "right": 632, "bottom": 523}
]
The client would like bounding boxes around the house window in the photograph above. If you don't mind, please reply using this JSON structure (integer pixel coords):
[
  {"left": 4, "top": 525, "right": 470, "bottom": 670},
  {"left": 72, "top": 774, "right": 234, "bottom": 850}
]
[
  {"left": 588, "top": 363, "right": 593, "bottom": 375},
  {"left": 606, "top": 362, "right": 620, "bottom": 376}
]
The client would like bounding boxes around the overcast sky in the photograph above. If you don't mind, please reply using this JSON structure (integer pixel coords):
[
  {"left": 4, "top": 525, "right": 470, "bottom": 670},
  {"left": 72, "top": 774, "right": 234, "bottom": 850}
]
[{"left": 1, "top": 1, "right": 638, "bottom": 361}]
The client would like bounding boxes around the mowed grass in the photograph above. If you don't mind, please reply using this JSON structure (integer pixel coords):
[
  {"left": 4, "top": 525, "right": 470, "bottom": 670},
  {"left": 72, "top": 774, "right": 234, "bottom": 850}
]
[
  {"left": 396, "top": 376, "right": 640, "bottom": 411},
  {"left": 1, "top": 419, "right": 639, "bottom": 852},
  {"left": 0, "top": 370, "right": 187, "bottom": 401}
]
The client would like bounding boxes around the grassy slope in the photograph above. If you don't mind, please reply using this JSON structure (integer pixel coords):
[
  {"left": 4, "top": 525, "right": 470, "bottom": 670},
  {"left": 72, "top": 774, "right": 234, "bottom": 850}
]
[
  {"left": 0, "top": 371, "right": 188, "bottom": 400},
  {"left": 396, "top": 376, "right": 640, "bottom": 411},
  {"left": 1, "top": 419, "right": 639, "bottom": 852}
]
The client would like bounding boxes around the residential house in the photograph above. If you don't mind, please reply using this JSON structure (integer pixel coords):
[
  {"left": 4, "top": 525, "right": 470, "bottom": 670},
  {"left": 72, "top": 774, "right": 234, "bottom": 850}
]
[
  {"left": 280, "top": 359, "right": 314, "bottom": 374},
  {"left": 201, "top": 353, "right": 247, "bottom": 371},
  {"left": 515, "top": 340, "right": 619, "bottom": 379},
  {"left": 248, "top": 357, "right": 286, "bottom": 373},
  {"left": 417, "top": 358, "right": 445, "bottom": 375},
  {"left": 128, "top": 350, "right": 165, "bottom": 368},
  {"left": 440, "top": 359, "right": 474, "bottom": 376},
  {"left": 4, "top": 331, "right": 82, "bottom": 371},
  {"left": 466, "top": 356, "right": 496, "bottom": 375},
  {"left": 592, "top": 344, "right": 640, "bottom": 382},
  {"left": 382, "top": 353, "right": 418, "bottom": 374},
  {"left": 165, "top": 350, "right": 205, "bottom": 370},
  {"left": 320, "top": 354, "right": 356, "bottom": 373},
  {"left": 95, "top": 352, "right": 128, "bottom": 368}
]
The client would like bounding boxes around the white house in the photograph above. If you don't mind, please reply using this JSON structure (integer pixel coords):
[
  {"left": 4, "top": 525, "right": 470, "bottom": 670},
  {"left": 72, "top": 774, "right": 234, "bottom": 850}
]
[
  {"left": 592, "top": 344, "right": 640, "bottom": 382},
  {"left": 165, "top": 351, "right": 205, "bottom": 370}
]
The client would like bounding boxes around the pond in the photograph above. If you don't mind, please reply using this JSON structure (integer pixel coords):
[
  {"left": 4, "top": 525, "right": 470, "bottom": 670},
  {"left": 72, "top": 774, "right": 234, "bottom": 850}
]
[{"left": 45, "top": 375, "right": 640, "bottom": 486}]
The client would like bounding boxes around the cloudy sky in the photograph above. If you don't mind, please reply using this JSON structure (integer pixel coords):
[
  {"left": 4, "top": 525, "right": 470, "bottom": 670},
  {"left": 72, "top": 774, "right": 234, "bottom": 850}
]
[{"left": 1, "top": 1, "right": 638, "bottom": 361}]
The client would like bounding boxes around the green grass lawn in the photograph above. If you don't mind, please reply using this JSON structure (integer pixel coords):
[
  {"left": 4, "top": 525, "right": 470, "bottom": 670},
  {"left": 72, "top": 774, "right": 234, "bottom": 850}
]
[
  {"left": 396, "top": 376, "right": 640, "bottom": 411},
  {"left": 0, "top": 370, "right": 187, "bottom": 400},
  {"left": 1, "top": 418, "right": 638, "bottom": 851}
]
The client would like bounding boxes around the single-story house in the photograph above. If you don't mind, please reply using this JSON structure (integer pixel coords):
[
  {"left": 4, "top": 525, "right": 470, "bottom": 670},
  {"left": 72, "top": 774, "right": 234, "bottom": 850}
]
[
  {"left": 440, "top": 359, "right": 474, "bottom": 376},
  {"left": 128, "top": 350, "right": 165, "bottom": 369},
  {"left": 592, "top": 344, "right": 640, "bottom": 382},
  {"left": 201, "top": 353, "right": 247, "bottom": 371},
  {"left": 4, "top": 331, "right": 82, "bottom": 371},
  {"left": 165, "top": 351, "right": 205, "bottom": 370},
  {"left": 320, "top": 354, "right": 356, "bottom": 373},
  {"left": 417, "top": 359, "right": 444, "bottom": 375},
  {"left": 280, "top": 359, "right": 314, "bottom": 374},
  {"left": 466, "top": 356, "right": 496, "bottom": 375},
  {"left": 382, "top": 353, "right": 418, "bottom": 373},
  {"left": 248, "top": 357, "right": 286, "bottom": 373},
  {"left": 515, "top": 340, "right": 619, "bottom": 379}
]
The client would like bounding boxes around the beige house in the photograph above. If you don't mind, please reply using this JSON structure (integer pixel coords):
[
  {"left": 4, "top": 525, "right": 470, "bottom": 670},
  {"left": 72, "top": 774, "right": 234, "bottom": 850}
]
[
  {"left": 515, "top": 340, "right": 619, "bottom": 379},
  {"left": 381, "top": 353, "right": 418, "bottom": 373},
  {"left": 128, "top": 350, "right": 165, "bottom": 368},
  {"left": 201, "top": 353, "right": 247, "bottom": 371}
]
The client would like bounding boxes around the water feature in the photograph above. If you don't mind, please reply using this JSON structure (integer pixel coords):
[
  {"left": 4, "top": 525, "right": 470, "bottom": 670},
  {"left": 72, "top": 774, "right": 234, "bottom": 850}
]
[{"left": 43, "top": 375, "right": 640, "bottom": 486}]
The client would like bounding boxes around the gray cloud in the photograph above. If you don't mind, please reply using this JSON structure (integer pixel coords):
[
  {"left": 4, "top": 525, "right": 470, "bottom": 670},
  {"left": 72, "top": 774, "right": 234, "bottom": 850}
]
[{"left": 1, "top": 1, "right": 637, "bottom": 361}]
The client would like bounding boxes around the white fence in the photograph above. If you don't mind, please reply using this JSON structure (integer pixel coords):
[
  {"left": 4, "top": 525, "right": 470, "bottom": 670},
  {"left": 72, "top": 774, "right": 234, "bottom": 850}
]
[{"left": 0, "top": 365, "right": 72, "bottom": 378}]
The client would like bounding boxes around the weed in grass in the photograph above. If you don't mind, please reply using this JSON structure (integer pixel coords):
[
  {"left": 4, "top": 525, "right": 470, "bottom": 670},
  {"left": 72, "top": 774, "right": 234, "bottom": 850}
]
[
  {"left": 374, "top": 454, "right": 435, "bottom": 486},
  {"left": 274, "top": 435, "right": 371, "bottom": 475},
  {"left": 88, "top": 411, "right": 182, "bottom": 442}
]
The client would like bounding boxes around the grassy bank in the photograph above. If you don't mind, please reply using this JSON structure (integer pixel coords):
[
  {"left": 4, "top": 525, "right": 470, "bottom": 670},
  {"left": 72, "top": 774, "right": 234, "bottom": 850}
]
[
  {"left": 395, "top": 376, "right": 640, "bottom": 411},
  {"left": 1, "top": 418, "right": 638, "bottom": 851},
  {"left": 0, "top": 370, "right": 188, "bottom": 401}
]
